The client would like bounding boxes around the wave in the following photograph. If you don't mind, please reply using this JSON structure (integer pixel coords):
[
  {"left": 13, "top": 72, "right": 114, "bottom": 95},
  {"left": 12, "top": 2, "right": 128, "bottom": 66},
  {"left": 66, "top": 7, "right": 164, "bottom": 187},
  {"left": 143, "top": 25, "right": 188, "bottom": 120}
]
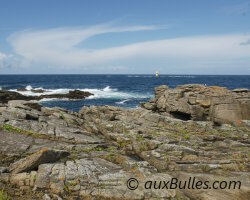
[
  {"left": 9, "top": 85, "right": 153, "bottom": 100},
  {"left": 115, "top": 99, "right": 131, "bottom": 105}
]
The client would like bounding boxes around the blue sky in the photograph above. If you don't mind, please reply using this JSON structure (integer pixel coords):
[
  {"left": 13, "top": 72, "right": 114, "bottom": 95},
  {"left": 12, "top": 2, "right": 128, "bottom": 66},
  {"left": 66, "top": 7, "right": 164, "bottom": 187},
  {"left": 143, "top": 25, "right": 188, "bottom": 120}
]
[{"left": 0, "top": 0, "right": 250, "bottom": 74}]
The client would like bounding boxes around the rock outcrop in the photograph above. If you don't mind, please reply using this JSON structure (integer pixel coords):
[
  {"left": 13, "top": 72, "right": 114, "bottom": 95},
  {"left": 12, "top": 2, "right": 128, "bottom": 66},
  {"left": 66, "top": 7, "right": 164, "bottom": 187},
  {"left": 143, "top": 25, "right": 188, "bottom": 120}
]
[
  {"left": 0, "top": 90, "right": 249, "bottom": 199},
  {"left": 0, "top": 89, "right": 93, "bottom": 103},
  {"left": 9, "top": 148, "right": 69, "bottom": 174},
  {"left": 141, "top": 84, "right": 250, "bottom": 125}
]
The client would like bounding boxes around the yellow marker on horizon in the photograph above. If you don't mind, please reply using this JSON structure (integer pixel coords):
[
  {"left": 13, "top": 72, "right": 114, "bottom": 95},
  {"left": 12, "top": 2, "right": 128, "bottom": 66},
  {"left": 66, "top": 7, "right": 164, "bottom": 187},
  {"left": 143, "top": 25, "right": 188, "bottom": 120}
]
[{"left": 155, "top": 71, "right": 159, "bottom": 77}]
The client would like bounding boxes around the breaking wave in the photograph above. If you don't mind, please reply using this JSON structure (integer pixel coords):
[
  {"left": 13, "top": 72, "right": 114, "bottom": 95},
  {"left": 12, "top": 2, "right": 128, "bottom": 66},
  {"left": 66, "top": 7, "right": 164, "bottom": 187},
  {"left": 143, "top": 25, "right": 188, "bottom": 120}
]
[{"left": 9, "top": 85, "right": 152, "bottom": 101}]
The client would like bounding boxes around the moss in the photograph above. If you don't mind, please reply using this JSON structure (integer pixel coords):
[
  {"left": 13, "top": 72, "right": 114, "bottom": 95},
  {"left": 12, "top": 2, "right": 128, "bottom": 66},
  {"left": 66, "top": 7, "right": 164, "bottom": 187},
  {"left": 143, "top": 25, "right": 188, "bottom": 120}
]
[
  {"left": 2, "top": 124, "right": 23, "bottom": 133},
  {"left": 2, "top": 124, "right": 49, "bottom": 139}
]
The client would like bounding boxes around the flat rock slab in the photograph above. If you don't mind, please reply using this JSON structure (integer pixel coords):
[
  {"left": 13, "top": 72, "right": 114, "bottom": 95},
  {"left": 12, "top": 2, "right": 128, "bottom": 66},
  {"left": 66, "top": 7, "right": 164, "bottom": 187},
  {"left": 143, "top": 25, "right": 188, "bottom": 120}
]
[
  {"left": 9, "top": 148, "right": 69, "bottom": 174},
  {"left": 0, "top": 130, "right": 33, "bottom": 155}
]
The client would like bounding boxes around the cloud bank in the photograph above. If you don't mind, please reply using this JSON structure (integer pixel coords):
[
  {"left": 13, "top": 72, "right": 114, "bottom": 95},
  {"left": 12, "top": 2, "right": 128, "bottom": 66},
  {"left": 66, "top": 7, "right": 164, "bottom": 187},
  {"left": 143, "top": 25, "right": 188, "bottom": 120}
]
[{"left": 1, "top": 23, "right": 250, "bottom": 73}]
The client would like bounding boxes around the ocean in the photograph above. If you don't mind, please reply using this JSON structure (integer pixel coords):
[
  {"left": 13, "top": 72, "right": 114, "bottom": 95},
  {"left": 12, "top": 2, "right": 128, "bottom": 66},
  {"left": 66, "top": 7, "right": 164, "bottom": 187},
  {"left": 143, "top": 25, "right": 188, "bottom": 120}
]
[{"left": 0, "top": 75, "right": 249, "bottom": 111}]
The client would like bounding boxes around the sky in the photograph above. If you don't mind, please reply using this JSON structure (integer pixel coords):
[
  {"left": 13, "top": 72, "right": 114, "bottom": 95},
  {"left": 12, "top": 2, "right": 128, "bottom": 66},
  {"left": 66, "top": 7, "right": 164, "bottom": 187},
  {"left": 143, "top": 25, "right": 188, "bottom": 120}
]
[{"left": 0, "top": 0, "right": 250, "bottom": 74}]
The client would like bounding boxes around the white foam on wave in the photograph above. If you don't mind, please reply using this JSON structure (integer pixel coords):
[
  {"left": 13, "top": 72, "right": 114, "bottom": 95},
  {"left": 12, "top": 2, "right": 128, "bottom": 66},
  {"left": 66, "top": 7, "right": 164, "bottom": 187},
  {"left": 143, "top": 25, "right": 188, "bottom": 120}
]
[
  {"left": 10, "top": 85, "right": 152, "bottom": 100},
  {"left": 84, "top": 86, "right": 151, "bottom": 100},
  {"left": 0, "top": 86, "right": 2, "bottom": 90},
  {"left": 9, "top": 84, "right": 73, "bottom": 97},
  {"left": 25, "top": 85, "right": 33, "bottom": 90},
  {"left": 115, "top": 99, "right": 131, "bottom": 105},
  {"left": 39, "top": 98, "right": 70, "bottom": 102}
]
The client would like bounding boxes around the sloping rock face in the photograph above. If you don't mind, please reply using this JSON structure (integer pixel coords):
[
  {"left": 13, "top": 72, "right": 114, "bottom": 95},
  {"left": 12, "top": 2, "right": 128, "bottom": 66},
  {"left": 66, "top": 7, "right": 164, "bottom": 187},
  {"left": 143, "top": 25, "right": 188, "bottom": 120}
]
[
  {"left": 141, "top": 84, "right": 250, "bottom": 125},
  {"left": 9, "top": 148, "right": 69, "bottom": 174},
  {"left": 0, "top": 99, "right": 249, "bottom": 199}
]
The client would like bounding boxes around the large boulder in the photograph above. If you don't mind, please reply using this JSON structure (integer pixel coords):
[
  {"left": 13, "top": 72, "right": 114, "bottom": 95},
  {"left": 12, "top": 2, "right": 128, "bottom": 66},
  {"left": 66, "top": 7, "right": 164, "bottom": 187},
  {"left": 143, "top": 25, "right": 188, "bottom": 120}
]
[{"left": 142, "top": 84, "right": 250, "bottom": 125}]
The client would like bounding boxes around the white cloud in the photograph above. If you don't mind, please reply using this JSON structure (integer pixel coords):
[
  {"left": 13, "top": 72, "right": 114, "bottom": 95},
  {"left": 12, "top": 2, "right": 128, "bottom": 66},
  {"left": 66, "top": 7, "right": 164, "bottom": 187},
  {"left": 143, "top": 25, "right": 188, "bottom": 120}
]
[
  {"left": 8, "top": 24, "right": 164, "bottom": 68},
  {"left": 5, "top": 23, "right": 250, "bottom": 73},
  {"left": 0, "top": 52, "right": 14, "bottom": 69},
  {"left": 0, "top": 52, "right": 7, "bottom": 60}
]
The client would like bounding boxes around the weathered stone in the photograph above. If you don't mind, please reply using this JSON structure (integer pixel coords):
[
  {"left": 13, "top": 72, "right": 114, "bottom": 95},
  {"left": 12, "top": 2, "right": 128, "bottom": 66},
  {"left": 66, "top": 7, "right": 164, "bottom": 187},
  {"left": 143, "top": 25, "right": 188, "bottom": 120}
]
[
  {"left": 9, "top": 148, "right": 69, "bottom": 174},
  {"left": 142, "top": 84, "right": 250, "bottom": 125}
]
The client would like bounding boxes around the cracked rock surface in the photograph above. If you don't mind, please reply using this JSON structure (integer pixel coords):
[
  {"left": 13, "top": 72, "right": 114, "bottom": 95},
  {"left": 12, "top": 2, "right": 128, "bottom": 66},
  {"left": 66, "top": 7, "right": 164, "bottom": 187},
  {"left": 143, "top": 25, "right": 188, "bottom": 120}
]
[{"left": 0, "top": 84, "right": 249, "bottom": 200}]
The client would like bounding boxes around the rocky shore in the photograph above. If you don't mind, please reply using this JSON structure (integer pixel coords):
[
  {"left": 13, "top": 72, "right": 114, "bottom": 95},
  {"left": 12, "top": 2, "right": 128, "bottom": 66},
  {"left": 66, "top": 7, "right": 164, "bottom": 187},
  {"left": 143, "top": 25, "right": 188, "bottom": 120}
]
[
  {"left": 0, "top": 84, "right": 249, "bottom": 200},
  {"left": 0, "top": 89, "right": 92, "bottom": 104}
]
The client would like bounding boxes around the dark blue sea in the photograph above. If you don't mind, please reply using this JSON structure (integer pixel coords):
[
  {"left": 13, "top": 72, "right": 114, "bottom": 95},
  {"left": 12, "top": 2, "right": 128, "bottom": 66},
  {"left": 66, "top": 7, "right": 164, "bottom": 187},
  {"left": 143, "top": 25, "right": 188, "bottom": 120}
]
[{"left": 0, "top": 75, "right": 249, "bottom": 111}]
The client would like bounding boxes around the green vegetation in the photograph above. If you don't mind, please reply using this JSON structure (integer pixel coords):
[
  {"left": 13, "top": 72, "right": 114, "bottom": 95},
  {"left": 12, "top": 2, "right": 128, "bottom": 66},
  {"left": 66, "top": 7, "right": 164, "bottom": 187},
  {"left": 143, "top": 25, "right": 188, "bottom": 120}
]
[
  {"left": 1, "top": 124, "right": 48, "bottom": 139},
  {"left": 136, "top": 134, "right": 144, "bottom": 141},
  {"left": 0, "top": 189, "right": 9, "bottom": 200},
  {"left": 81, "top": 148, "right": 91, "bottom": 153},
  {"left": 117, "top": 140, "right": 130, "bottom": 148},
  {"left": 63, "top": 184, "right": 70, "bottom": 193},
  {"left": 2, "top": 124, "right": 23, "bottom": 133},
  {"left": 69, "top": 180, "right": 78, "bottom": 187},
  {"left": 33, "top": 174, "right": 37, "bottom": 183},
  {"left": 101, "top": 153, "right": 126, "bottom": 166},
  {"left": 201, "top": 164, "right": 210, "bottom": 172},
  {"left": 94, "top": 146, "right": 105, "bottom": 151}
]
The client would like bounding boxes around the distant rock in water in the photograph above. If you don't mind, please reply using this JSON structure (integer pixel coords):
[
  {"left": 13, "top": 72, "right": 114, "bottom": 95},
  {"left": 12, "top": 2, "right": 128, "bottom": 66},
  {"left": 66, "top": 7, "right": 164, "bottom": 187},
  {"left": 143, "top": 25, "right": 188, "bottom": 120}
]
[
  {"left": 0, "top": 89, "right": 93, "bottom": 103},
  {"left": 38, "top": 90, "right": 92, "bottom": 100},
  {"left": 141, "top": 84, "right": 250, "bottom": 125},
  {"left": 0, "top": 90, "right": 35, "bottom": 103}
]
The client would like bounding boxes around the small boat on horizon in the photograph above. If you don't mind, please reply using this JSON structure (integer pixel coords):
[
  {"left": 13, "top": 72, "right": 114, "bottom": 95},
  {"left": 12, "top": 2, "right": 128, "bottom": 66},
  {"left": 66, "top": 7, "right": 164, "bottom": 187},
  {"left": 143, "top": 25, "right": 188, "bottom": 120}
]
[{"left": 155, "top": 71, "right": 159, "bottom": 77}]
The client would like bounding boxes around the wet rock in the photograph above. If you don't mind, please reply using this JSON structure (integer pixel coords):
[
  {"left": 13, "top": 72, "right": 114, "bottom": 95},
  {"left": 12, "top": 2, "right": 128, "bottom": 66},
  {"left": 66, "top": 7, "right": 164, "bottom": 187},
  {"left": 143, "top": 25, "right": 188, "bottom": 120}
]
[
  {"left": 0, "top": 90, "right": 34, "bottom": 103},
  {"left": 0, "top": 90, "right": 93, "bottom": 103}
]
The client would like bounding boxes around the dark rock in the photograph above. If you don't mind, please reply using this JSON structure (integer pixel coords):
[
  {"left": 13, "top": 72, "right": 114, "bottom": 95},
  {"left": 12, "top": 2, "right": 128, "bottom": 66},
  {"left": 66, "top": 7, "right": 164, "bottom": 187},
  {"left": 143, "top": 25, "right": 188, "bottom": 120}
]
[
  {"left": 0, "top": 90, "right": 93, "bottom": 103},
  {"left": 0, "top": 90, "right": 34, "bottom": 103},
  {"left": 0, "top": 167, "right": 8, "bottom": 173},
  {"left": 31, "top": 89, "right": 45, "bottom": 93}
]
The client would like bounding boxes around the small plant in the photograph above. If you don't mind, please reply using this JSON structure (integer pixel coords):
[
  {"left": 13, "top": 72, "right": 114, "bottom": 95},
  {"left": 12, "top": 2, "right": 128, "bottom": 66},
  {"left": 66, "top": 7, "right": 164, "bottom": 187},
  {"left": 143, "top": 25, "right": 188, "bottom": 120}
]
[
  {"left": 124, "top": 129, "right": 130, "bottom": 136},
  {"left": 33, "top": 174, "right": 37, "bottom": 183},
  {"left": 184, "top": 134, "right": 190, "bottom": 140},
  {"left": 201, "top": 164, "right": 210, "bottom": 172},
  {"left": 81, "top": 148, "right": 91, "bottom": 153},
  {"left": 69, "top": 180, "right": 78, "bottom": 187},
  {"left": 0, "top": 189, "right": 9, "bottom": 200},
  {"left": 94, "top": 146, "right": 104, "bottom": 151},
  {"left": 136, "top": 134, "right": 144, "bottom": 141},
  {"left": 139, "top": 144, "right": 146, "bottom": 151},
  {"left": 63, "top": 184, "right": 70, "bottom": 193}
]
